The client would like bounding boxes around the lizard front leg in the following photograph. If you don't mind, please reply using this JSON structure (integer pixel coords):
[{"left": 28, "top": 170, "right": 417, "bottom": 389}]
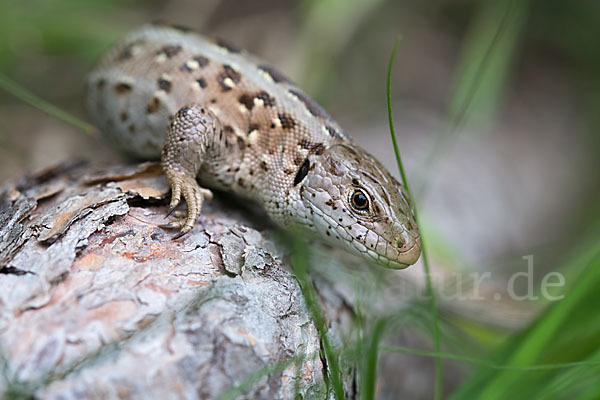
[{"left": 161, "top": 104, "right": 220, "bottom": 238}]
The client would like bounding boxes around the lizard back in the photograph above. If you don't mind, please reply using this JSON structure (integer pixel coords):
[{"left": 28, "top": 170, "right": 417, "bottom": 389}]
[
  {"left": 86, "top": 23, "right": 422, "bottom": 269},
  {"left": 86, "top": 23, "right": 348, "bottom": 174}
]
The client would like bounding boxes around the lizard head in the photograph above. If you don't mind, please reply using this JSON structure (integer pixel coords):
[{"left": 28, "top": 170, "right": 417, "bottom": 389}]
[{"left": 292, "top": 142, "right": 421, "bottom": 269}]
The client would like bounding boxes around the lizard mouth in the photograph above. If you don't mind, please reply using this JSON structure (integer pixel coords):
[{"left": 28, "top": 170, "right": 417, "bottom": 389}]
[{"left": 362, "top": 240, "right": 421, "bottom": 269}]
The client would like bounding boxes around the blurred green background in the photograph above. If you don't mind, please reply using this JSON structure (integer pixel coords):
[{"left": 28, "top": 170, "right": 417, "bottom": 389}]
[{"left": 1, "top": 0, "right": 599, "bottom": 399}]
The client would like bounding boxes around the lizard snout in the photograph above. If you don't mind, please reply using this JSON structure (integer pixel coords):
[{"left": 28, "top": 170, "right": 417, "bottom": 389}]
[{"left": 396, "top": 230, "right": 421, "bottom": 266}]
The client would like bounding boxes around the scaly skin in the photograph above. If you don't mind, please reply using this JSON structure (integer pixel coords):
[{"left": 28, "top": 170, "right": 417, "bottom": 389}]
[{"left": 86, "top": 23, "right": 421, "bottom": 268}]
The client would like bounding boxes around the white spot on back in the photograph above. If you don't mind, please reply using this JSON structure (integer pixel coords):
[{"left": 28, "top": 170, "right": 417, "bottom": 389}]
[
  {"left": 184, "top": 59, "right": 200, "bottom": 71},
  {"left": 258, "top": 70, "right": 274, "bottom": 82},
  {"left": 223, "top": 77, "right": 235, "bottom": 88},
  {"left": 248, "top": 130, "right": 259, "bottom": 144}
]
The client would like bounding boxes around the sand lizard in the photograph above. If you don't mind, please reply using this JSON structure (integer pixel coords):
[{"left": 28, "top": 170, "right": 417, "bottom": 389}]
[{"left": 85, "top": 23, "right": 421, "bottom": 268}]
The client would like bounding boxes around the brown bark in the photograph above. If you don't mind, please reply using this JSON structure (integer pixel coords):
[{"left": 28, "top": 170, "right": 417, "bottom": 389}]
[{"left": 0, "top": 161, "right": 355, "bottom": 399}]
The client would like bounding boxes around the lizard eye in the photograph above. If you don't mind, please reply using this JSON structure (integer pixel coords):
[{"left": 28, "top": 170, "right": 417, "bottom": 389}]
[{"left": 349, "top": 188, "right": 370, "bottom": 213}]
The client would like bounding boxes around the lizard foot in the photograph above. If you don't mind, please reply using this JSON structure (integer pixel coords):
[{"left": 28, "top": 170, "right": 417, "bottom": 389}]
[{"left": 162, "top": 168, "right": 213, "bottom": 239}]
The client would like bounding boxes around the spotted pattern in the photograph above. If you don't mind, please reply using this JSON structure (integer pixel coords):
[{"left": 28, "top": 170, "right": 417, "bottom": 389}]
[
  {"left": 118, "top": 41, "right": 143, "bottom": 61},
  {"left": 238, "top": 93, "right": 254, "bottom": 110},
  {"left": 239, "top": 91, "right": 276, "bottom": 111},
  {"left": 196, "top": 78, "right": 207, "bottom": 89},
  {"left": 258, "top": 64, "right": 293, "bottom": 84},
  {"left": 325, "top": 124, "right": 344, "bottom": 140},
  {"left": 114, "top": 83, "right": 132, "bottom": 94},
  {"left": 215, "top": 38, "right": 241, "bottom": 54},
  {"left": 156, "top": 44, "right": 182, "bottom": 59},
  {"left": 288, "top": 89, "right": 332, "bottom": 121},
  {"left": 157, "top": 75, "right": 172, "bottom": 92},
  {"left": 218, "top": 65, "right": 241, "bottom": 92},
  {"left": 146, "top": 97, "right": 161, "bottom": 114},
  {"left": 86, "top": 23, "right": 421, "bottom": 269},
  {"left": 278, "top": 113, "right": 296, "bottom": 129},
  {"left": 194, "top": 55, "right": 210, "bottom": 67}
]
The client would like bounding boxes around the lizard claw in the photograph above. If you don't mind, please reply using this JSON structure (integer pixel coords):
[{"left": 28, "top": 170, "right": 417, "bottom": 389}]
[
  {"left": 159, "top": 221, "right": 183, "bottom": 229},
  {"left": 162, "top": 167, "right": 212, "bottom": 238},
  {"left": 165, "top": 204, "right": 178, "bottom": 217},
  {"left": 171, "top": 227, "right": 191, "bottom": 240},
  {"left": 166, "top": 181, "right": 182, "bottom": 217}
]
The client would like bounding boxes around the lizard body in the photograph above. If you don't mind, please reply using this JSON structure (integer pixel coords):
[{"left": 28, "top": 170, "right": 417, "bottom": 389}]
[{"left": 86, "top": 23, "right": 420, "bottom": 268}]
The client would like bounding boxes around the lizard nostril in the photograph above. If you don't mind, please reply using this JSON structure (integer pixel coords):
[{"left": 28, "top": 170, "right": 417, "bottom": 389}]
[{"left": 398, "top": 230, "right": 412, "bottom": 250}]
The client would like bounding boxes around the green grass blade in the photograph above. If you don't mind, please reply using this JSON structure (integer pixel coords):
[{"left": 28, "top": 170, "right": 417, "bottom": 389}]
[
  {"left": 290, "top": 239, "right": 346, "bottom": 400},
  {"left": 450, "top": 235, "right": 600, "bottom": 399},
  {"left": 215, "top": 353, "right": 309, "bottom": 400},
  {"left": 386, "top": 36, "right": 442, "bottom": 400},
  {"left": 0, "top": 72, "right": 98, "bottom": 137},
  {"left": 416, "top": 0, "right": 529, "bottom": 195},
  {"left": 361, "top": 318, "right": 389, "bottom": 400},
  {"left": 382, "top": 346, "right": 600, "bottom": 371}
]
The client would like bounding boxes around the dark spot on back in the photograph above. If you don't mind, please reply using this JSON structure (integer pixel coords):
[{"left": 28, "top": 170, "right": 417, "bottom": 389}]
[
  {"left": 278, "top": 113, "right": 296, "bottom": 129},
  {"left": 325, "top": 124, "right": 344, "bottom": 139},
  {"left": 120, "top": 111, "right": 128, "bottom": 122},
  {"left": 239, "top": 93, "right": 254, "bottom": 110},
  {"left": 255, "top": 91, "right": 276, "bottom": 107},
  {"left": 293, "top": 156, "right": 303, "bottom": 166},
  {"left": 289, "top": 89, "right": 332, "bottom": 120},
  {"left": 194, "top": 55, "right": 210, "bottom": 67},
  {"left": 128, "top": 124, "right": 136, "bottom": 133},
  {"left": 114, "top": 83, "right": 132, "bottom": 95},
  {"left": 118, "top": 48, "right": 133, "bottom": 62},
  {"left": 210, "top": 98, "right": 217, "bottom": 104},
  {"left": 196, "top": 78, "right": 207, "bottom": 88},
  {"left": 283, "top": 168, "right": 294, "bottom": 175},
  {"left": 157, "top": 77, "right": 172, "bottom": 92},
  {"left": 156, "top": 44, "right": 182, "bottom": 58},
  {"left": 223, "top": 125, "right": 234, "bottom": 134},
  {"left": 260, "top": 161, "right": 268, "bottom": 171},
  {"left": 311, "top": 143, "right": 325, "bottom": 155},
  {"left": 147, "top": 97, "right": 161, "bottom": 114},
  {"left": 248, "top": 124, "right": 259, "bottom": 134},
  {"left": 258, "top": 64, "right": 293, "bottom": 84},
  {"left": 117, "top": 41, "right": 142, "bottom": 62},
  {"left": 216, "top": 38, "right": 241, "bottom": 53},
  {"left": 218, "top": 64, "right": 241, "bottom": 92},
  {"left": 237, "top": 136, "right": 245, "bottom": 150},
  {"left": 96, "top": 79, "right": 106, "bottom": 89},
  {"left": 237, "top": 177, "right": 246, "bottom": 188},
  {"left": 299, "top": 139, "right": 311, "bottom": 149}
]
